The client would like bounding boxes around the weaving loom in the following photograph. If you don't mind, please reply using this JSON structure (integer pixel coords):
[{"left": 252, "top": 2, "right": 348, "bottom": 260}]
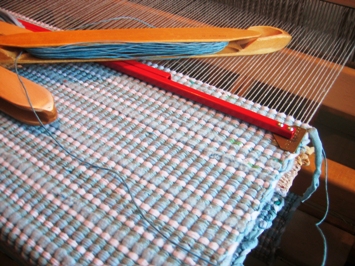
[{"left": 0, "top": 0, "right": 355, "bottom": 265}]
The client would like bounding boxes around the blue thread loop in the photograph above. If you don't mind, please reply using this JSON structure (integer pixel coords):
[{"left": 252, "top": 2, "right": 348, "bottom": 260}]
[
  {"left": 301, "top": 128, "right": 323, "bottom": 202},
  {"left": 302, "top": 128, "right": 329, "bottom": 266}
]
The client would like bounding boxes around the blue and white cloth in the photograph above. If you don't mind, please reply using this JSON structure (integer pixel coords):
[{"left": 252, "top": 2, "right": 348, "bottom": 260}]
[{"left": 0, "top": 62, "right": 310, "bottom": 265}]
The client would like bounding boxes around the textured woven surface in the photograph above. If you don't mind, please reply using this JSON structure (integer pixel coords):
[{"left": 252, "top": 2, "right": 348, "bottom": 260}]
[
  {"left": 0, "top": 62, "right": 309, "bottom": 265},
  {"left": 250, "top": 192, "right": 300, "bottom": 265}
]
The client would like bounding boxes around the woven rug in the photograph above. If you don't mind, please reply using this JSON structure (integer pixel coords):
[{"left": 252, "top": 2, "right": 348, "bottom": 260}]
[
  {"left": 249, "top": 192, "right": 300, "bottom": 265},
  {"left": 0, "top": 62, "right": 310, "bottom": 266}
]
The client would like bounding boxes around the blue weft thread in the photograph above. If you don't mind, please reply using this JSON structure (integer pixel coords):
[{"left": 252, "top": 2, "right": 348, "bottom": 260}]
[
  {"left": 26, "top": 42, "right": 229, "bottom": 60},
  {"left": 302, "top": 127, "right": 329, "bottom": 266},
  {"left": 302, "top": 128, "right": 323, "bottom": 202}
]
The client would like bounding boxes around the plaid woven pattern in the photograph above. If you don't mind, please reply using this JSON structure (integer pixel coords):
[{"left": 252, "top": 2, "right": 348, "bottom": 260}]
[{"left": 0, "top": 62, "right": 309, "bottom": 265}]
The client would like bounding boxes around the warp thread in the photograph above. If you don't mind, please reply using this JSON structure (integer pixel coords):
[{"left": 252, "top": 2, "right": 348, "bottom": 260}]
[
  {"left": 0, "top": 9, "right": 24, "bottom": 27},
  {"left": 70, "top": 16, "right": 156, "bottom": 29}
]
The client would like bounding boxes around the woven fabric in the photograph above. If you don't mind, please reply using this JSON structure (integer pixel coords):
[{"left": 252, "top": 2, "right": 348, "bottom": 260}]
[
  {"left": 0, "top": 62, "right": 309, "bottom": 265},
  {"left": 249, "top": 192, "right": 300, "bottom": 265}
]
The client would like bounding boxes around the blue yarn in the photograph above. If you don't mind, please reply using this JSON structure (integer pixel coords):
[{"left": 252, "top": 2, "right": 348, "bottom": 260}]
[
  {"left": 5, "top": 13, "right": 228, "bottom": 60},
  {"left": 302, "top": 128, "right": 329, "bottom": 266},
  {"left": 26, "top": 42, "right": 228, "bottom": 60},
  {"left": 302, "top": 128, "right": 323, "bottom": 202},
  {"left": 316, "top": 149, "right": 329, "bottom": 266}
]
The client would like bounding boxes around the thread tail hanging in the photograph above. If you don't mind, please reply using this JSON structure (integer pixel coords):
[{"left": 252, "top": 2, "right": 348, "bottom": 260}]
[
  {"left": 301, "top": 127, "right": 329, "bottom": 266},
  {"left": 301, "top": 127, "right": 323, "bottom": 202}
]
